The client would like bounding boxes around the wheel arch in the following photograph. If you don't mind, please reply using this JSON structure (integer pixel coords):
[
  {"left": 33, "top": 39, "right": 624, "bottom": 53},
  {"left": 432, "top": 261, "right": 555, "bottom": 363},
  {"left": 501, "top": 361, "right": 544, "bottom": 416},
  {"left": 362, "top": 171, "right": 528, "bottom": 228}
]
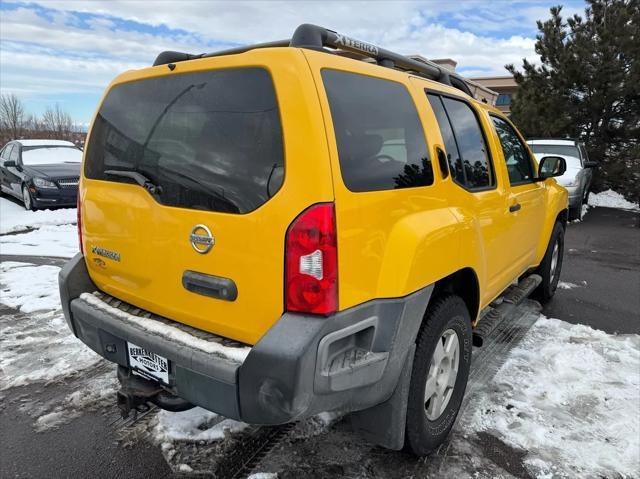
[
  {"left": 556, "top": 208, "right": 568, "bottom": 229},
  {"left": 428, "top": 267, "right": 480, "bottom": 323}
]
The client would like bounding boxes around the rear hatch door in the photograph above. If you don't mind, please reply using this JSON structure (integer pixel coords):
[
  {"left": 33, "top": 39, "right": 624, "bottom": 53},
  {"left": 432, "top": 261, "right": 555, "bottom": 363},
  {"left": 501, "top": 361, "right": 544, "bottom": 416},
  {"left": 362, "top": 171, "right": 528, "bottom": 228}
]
[{"left": 81, "top": 50, "right": 333, "bottom": 344}]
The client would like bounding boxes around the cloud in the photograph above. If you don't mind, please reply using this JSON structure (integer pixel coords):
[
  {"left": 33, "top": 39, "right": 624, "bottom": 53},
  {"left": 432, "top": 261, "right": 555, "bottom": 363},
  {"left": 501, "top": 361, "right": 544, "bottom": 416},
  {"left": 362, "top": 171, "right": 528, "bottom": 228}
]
[{"left": 0, "top": 1, "right": 570, "bottom": 122}]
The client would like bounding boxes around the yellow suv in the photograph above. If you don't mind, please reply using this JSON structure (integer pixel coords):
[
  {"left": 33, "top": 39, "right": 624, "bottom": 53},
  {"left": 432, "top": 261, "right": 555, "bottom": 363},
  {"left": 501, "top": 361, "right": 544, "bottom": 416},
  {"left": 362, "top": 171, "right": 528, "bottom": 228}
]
[{"left": 59, "top": 24, "right": 568, "bottom": 455}]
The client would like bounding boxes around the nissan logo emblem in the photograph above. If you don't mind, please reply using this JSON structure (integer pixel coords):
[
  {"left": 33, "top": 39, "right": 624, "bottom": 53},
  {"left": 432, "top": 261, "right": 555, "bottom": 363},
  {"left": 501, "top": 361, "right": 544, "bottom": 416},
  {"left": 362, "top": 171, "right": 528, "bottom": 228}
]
[{"left": 189, "top": 224, "right": 214, "bottom": 254}]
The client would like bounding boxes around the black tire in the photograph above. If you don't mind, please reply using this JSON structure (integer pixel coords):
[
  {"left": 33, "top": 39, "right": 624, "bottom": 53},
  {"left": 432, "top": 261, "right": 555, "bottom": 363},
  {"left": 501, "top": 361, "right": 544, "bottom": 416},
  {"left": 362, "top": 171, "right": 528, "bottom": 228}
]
[
  {"left": 405, "top": 295, "right": 472, "bottom": 456},
  {"left": 533, "top": 222, "right": 564, "bottom": 303},
  {"left": 568, "top": 204, "right": 581, "bottom": 221}
]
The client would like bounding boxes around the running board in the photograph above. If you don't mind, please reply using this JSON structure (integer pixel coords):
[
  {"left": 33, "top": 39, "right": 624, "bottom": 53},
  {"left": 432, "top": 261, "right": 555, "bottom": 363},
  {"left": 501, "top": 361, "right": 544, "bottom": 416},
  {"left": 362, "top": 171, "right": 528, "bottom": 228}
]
[{"left": 472, "top": 274, "right": 542, "bottom": 347}]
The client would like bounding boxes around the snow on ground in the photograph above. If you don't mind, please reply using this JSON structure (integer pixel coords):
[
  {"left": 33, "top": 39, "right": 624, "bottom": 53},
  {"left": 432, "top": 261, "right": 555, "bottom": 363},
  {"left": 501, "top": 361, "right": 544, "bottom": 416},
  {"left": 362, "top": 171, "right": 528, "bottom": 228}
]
[
  {"left": 0, "top": 223, "right": 79, "bottom": 258},
  {"left": 154, "top": 407, "right": 249, "bottom": 443},
  {"left": 588, "top": 189, "right": 639, "bottom": 211},
  {"left": 557, "top": 281, "right": 586, "bottom": 290},
  {"left": 31, "top": 371, "right": 118, "bottom": 432},
  {"left": 0, "top": 262, "right": 102, "bottom": 390},
  {"left": 470, "top": 316, "right": 640, "bottom": 478},
  {"left": 150, "top": 315, "right": 640, "bottom": 478},
  {"left": 0, "top": 197, "right": 76, "bottom": 234},
  {"left": 1, "top": 262, "right": 63, "bottom": 312}
]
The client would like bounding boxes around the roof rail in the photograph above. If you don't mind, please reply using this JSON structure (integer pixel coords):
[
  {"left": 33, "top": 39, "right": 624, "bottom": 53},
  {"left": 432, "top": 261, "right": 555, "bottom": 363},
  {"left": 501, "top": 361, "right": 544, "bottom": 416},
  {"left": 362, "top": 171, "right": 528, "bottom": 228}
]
[{"left": 152, "top": 24, "right": 473, "bottom": 97}]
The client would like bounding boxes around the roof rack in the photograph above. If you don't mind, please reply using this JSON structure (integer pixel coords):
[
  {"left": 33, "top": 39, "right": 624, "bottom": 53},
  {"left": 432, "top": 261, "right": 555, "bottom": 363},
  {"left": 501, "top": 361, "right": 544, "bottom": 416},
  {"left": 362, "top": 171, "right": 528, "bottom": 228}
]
[{"left": 153, "top": 24, "right": 473, "bottom": 97}]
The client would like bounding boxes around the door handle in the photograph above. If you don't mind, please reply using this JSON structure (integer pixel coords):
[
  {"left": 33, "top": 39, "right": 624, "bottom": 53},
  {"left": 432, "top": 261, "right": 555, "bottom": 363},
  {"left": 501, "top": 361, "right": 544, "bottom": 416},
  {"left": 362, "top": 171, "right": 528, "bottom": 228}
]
[{"left": 509, "top": 203, "right": 522, "bottom": 213}]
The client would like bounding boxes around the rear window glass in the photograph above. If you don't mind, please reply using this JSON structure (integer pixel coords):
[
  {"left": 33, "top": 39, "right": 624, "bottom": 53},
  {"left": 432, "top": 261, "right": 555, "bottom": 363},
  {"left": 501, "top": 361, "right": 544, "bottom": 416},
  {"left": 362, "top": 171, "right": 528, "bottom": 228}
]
[
  {"left": 322, "top": 69, "right": 432, "bottom": 192},
  {"left": 22, "top": 146, "right": 82, "bottom": 165},
  {"left": 85, "top": 68, "right": 284, "bottom": 214}
]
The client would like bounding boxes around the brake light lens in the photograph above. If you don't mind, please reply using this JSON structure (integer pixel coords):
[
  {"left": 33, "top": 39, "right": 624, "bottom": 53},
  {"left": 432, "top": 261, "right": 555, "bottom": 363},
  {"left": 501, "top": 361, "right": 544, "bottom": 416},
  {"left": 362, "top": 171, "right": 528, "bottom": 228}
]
[
  {"left": 77, "top": 192, "right": 83, "bottom": 254},
  {"left": 285, "top": 203, "right": 337, "bottom": 315}
]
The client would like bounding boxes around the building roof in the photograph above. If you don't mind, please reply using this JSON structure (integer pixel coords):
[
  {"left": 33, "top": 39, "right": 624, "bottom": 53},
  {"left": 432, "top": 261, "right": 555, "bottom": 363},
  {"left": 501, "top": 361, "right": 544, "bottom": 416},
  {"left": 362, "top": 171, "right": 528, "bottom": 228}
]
[{"left": 15, "top": 139, "right": 76, "bottom": 147}]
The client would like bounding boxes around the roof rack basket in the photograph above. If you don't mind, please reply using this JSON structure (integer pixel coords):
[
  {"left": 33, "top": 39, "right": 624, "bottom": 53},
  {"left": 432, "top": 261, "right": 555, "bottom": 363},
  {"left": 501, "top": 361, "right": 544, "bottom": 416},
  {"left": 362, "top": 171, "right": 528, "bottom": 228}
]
[{"left": 153, "top": 24, "right": 473, "bottom": 97}]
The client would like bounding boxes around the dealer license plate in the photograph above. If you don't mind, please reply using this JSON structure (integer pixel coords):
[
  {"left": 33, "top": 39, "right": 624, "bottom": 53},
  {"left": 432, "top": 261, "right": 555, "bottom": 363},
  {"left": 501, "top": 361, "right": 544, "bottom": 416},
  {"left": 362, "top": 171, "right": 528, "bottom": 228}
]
[{"left": 127, "top": 342, "right": 169, "bottom": 384}]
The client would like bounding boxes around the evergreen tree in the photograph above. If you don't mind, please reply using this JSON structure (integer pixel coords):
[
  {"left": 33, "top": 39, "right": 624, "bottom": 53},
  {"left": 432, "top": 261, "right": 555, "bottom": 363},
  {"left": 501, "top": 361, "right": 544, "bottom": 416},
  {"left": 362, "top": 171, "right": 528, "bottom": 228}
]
[{"left": 507, "top": 0, "right": 639, "bottom": 201}]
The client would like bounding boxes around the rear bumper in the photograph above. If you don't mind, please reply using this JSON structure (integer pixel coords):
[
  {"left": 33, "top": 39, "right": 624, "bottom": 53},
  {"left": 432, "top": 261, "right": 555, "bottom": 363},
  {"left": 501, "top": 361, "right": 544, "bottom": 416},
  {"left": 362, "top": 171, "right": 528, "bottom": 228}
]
[{"left": 59, "top": 254, "right": 432, "bottom": 424}]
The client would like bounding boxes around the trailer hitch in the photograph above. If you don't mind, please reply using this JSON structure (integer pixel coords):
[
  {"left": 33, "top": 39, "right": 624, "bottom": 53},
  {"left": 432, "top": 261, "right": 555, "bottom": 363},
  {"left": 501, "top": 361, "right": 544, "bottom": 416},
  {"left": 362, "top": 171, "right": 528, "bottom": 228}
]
[{"left": 116, "top": 366, "right": 194, "bottom": 418}]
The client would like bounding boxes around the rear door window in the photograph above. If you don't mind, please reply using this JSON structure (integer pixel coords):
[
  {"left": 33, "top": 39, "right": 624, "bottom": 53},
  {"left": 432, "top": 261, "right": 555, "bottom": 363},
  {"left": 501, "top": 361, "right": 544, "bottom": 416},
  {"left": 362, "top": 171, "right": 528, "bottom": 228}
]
[
  {"left": 427, "top": 94, "right": 464, "bottom": 184},
  {"left": 322, "top": 69, "right": 432, "bottom": 192},
  {"left": 85, "top": 68, "right": 284, "bottom": 214},
  {"left": 441, "top": 97, "right": 493, "bottom": 189},
  {"left": 426, "top": 92, "right": 494, "bottom": 190}
]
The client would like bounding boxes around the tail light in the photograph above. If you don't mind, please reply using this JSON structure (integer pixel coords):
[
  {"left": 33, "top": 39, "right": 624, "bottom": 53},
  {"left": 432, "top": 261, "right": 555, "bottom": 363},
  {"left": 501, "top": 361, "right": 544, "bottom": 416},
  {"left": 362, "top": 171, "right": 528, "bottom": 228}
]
[
  {"left": 77, "top": 192, "right": 83, "bottom": 254},
  {"left": 285, "top": 203, "right": 337, "bottom": 315}
]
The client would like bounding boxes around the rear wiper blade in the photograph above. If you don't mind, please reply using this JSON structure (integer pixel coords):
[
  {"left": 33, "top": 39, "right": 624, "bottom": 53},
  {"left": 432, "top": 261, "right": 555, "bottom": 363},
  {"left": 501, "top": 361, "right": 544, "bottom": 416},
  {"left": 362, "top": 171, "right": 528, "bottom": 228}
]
[{"left": 104, "top": 169, "right": 162, "bottom": 195}]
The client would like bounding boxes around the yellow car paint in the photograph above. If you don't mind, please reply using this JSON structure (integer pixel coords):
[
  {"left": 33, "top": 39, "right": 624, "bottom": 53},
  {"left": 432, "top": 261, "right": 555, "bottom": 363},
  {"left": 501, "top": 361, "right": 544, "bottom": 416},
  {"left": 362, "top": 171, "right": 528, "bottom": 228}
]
[{"left": 80, "top": 47, "right": 568, "bottom": 345}]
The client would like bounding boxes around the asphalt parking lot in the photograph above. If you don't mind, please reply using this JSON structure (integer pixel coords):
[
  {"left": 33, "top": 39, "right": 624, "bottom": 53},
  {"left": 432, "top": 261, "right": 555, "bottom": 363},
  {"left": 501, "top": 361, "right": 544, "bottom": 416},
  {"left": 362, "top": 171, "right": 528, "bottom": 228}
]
[{"left": 0, "top": 206, "right": 638, "bottom": 478}]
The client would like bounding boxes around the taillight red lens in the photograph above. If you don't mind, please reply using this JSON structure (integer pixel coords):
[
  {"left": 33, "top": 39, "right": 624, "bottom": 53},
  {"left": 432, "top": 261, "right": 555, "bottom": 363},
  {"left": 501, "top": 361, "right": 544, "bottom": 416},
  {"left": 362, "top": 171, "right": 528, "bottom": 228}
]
[
  {"left": 285, "top": 203, "right": 337, "bottom": 315},
  {"left": 77, "top": 192, "right": 83, "bottom": 255}
]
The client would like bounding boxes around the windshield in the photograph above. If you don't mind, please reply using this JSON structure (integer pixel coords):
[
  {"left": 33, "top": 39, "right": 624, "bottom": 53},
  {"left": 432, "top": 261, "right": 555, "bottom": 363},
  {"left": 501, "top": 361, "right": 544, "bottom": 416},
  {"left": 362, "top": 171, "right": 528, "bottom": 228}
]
[
  {"left": 530, "top": 144, "right": 580, "bottom": 159},
  {"left": 85, "top": 67, "right": 284, "bottom": 214},
  {"left": 22, "top": 146, "right": 82, "bottom": 165}
]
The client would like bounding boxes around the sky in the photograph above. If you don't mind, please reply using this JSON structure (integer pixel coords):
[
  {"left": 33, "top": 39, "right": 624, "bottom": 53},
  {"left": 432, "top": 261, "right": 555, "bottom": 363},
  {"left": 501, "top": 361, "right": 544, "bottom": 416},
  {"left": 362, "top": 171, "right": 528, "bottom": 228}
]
[{"left": 0, "top": 0, "right": 585, "bottom": 126}]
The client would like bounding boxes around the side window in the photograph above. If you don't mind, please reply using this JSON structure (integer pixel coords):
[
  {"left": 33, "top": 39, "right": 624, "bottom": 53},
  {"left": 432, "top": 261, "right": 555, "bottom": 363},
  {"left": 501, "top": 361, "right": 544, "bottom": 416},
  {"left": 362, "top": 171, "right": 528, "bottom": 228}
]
[
  {"left": 427, "top": 94, "right": 464, "bottom": 184},
  {"left": 436, "top": 96, "right": 494, "bottom": 189},
  {"left": 490, "top": 116, "right": 534, "bottom": 185},
  {"left": 322, "top": 69, "right": 432, "bottom": 192},
  {"left": 9, "top": 145, "right": 19, "bottom": 163},
  {"left": 1, "top": 144, "right": 13, "bottom": 161},
  {"left": 579, "top": 144, "right": 589, "bottom": 165}
]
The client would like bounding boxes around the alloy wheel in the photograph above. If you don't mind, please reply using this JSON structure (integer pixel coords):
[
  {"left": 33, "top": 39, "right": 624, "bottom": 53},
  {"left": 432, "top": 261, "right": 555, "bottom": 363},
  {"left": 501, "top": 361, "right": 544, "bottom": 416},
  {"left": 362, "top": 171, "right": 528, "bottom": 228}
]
[
  {"left": 550, "top": 240, "right": 559, "bottom": 283},
  {"left": 22, "top": 186, "right": 32, "bottom": 210},
  {"left": 424, "top": 329, "right": 460, "bottom": 420}
]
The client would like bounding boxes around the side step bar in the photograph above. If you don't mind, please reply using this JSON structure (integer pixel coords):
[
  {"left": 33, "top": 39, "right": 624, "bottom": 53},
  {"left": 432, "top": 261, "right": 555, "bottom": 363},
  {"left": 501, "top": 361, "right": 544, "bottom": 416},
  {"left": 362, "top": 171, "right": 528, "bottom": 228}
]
[{"left": 472, "top": 274, "right": 542, "bottom": 347}]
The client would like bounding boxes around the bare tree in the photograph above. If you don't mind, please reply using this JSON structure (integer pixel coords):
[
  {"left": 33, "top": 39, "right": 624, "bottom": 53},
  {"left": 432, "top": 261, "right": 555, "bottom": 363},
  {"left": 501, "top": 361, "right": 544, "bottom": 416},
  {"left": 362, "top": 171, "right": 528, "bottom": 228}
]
[
  {"left": 41, "top": 103, "right": 74, "bottom": 140},
  {"left": 0, "top": 93, "right": 26, "bottom": 140}
]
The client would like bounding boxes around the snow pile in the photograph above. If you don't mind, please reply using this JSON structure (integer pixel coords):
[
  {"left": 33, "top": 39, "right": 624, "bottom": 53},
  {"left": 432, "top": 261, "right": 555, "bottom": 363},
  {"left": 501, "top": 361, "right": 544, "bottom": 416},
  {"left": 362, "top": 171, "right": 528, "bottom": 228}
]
[
  {"left": 80, "top": 292, "right": 251, "bottom": 363},
  {"left": 0, "top": 197, "right": 76, "bottom": 234},
  {"left": 557, "top": 281, "right": 586, "bottom": 290},
  {"left": 0, "top": 262, "right": 62, "bottom": 312},
  {"left": 588, "top": 189, "right": 639, "bottom": 211},
  {"left": 0, "top": 223, "right": 79, "bottom": 258},
  {"left": 471, "top": 316, "right": 640, "bottom": 478},
  {"left": 0, "top": 262, "right": 102, "bottom": 389},
  {"left": 154, "top": 407, "right": 249, "bottom": 443}
]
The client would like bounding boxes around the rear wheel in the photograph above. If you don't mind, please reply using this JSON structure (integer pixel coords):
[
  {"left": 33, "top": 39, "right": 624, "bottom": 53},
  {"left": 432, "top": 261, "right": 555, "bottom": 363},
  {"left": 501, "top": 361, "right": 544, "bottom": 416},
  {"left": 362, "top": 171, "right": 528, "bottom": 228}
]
[
  {"left": 533, "top": 222, "right": 564, "bottom": 303},
  {"left": 405, "top": 295, "right": 472, "bottom": 456},
  {"left": 22, "top": 185, "right": 35, "bottom": 211}
]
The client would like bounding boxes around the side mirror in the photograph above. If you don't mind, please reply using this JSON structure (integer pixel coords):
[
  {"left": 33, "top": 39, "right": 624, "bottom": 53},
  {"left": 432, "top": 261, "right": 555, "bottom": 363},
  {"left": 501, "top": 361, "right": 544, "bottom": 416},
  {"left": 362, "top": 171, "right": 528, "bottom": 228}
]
[
  {"left": 4, "top": 160, "right": 16, "bottom": 167},
  {"left": 537, "top": 156, "right": 566, "bottom": 180},
  {"left": 583, "top": 160, "right": 599, "bottom": 168}
]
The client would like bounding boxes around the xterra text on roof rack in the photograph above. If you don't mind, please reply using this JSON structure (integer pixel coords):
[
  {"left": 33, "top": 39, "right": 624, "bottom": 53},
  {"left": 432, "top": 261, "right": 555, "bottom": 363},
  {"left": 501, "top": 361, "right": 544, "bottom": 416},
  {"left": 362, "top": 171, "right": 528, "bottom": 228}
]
[{"left": 59, "top": 24, "right": 569, "bottom": 455}]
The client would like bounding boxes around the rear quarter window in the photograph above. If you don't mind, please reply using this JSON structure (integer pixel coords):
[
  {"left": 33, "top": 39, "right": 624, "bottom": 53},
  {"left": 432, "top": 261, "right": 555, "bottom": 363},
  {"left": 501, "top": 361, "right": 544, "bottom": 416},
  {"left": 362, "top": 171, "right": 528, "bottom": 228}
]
[
  {"left": 85, "top": 67, "right": 284, "bottom": 214},
  {"left": 322, "top": 69, "right": 432, "bottom": 192}
]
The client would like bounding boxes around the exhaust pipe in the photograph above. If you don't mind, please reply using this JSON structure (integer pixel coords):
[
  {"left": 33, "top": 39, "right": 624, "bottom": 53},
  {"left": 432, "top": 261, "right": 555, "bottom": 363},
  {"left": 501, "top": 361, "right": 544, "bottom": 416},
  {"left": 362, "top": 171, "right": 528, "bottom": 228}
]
[{"left": 116, "top": 366, "right": 194, "bottom": 418}]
